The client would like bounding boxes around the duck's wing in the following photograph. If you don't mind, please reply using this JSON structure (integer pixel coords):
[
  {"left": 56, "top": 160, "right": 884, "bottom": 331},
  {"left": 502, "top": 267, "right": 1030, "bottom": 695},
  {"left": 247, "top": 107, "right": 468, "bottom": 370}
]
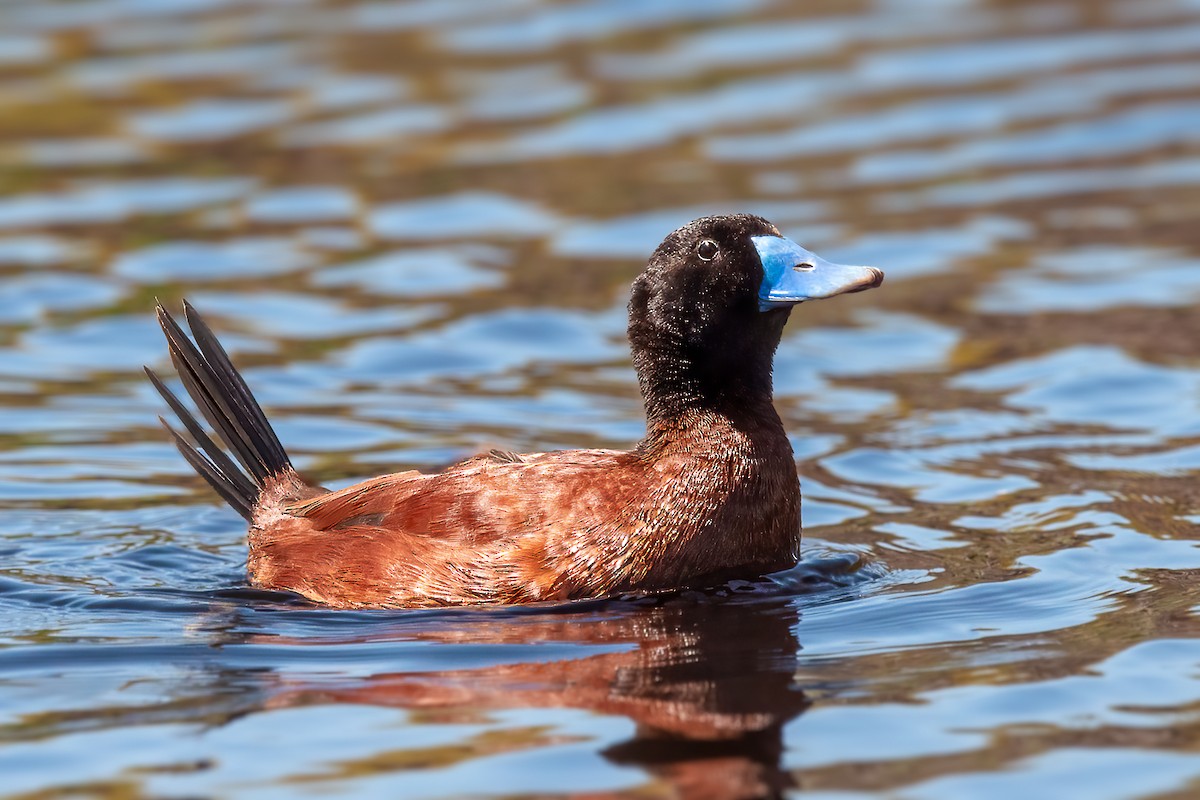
[
  {"left": 282, "top": 448, "right": 630, "bottom": 535},
  {"left": 251, "top": 448, "right": 645, "bottom": 606},
  {"left": 282, "top": 471, "right": 422, "bottom": 531}
]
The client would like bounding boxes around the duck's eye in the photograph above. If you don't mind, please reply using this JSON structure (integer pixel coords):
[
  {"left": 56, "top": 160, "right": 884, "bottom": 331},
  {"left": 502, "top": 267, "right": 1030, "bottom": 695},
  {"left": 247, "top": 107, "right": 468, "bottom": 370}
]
[
  {"left": 793, "top": 262, "right": 815, "bottom": 272},
  {"left": 697, "top": 239, "right": 719, "bottom": 261}
]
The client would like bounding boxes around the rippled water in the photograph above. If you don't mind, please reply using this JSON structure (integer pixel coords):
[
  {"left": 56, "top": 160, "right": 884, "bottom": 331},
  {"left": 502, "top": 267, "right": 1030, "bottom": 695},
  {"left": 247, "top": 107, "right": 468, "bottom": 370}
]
[{"left": 2, "top": 0, "right": 1199, "bottom": 797}]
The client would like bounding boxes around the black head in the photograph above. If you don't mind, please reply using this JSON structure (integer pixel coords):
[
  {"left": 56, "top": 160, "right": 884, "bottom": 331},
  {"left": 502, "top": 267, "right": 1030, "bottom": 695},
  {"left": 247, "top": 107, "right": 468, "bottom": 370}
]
[{"left": 628, "top": 214, "right": 882, "bottom": 422}]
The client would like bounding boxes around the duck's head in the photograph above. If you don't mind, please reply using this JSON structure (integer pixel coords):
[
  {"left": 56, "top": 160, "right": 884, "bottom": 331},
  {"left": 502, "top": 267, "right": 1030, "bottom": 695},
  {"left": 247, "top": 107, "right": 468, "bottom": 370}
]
[{"left": 628, "top": 214, "right": 883, "bottom": 418}]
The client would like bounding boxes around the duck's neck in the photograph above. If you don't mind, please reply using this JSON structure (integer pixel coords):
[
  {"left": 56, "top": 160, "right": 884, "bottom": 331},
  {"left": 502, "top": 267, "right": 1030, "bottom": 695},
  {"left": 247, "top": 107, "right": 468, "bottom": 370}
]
[
  {"left": 634, "top": 332, "right": 783, "bottom": 443},
  {"left": 627, "top": 297, "right": 792, "bottom": 441},
  {"left": 636, "top": 356, "right": 785, "bottom": 454},
  {"left": 625, "top": 345, "right": 800, "bottom": 592}
]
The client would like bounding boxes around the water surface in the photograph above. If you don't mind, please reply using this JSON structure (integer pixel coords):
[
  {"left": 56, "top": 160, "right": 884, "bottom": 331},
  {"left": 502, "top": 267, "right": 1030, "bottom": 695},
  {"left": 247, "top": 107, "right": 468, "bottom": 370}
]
[{"left": 2, "top": 0, "right": 1200, "bottom": 797}]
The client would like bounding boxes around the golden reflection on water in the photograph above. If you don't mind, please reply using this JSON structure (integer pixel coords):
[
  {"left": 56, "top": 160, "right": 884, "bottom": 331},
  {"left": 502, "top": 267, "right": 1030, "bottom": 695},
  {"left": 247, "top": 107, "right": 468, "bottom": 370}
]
[{"left": 256, "top": 598, "right": 808, "bottom": 799}]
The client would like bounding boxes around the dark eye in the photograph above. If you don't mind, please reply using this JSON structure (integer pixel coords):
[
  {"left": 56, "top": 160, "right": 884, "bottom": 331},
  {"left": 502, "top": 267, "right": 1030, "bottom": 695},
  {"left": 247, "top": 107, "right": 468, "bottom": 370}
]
[{"left": 697, "top": 239, "right": 719, "bottom": 261}]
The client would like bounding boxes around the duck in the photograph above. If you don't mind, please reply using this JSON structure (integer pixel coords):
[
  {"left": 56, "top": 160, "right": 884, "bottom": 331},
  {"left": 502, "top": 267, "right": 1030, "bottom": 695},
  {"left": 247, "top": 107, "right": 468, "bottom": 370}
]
[{"left": 147, "top": 214, "right": 882, "bottom": 608}]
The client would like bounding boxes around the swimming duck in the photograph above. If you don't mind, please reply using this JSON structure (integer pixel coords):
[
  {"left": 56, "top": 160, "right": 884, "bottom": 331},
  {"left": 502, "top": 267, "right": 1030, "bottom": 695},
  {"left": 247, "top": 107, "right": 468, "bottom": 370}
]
[{"left": 147, "top": 214, "right": 882, "bottom": 608}]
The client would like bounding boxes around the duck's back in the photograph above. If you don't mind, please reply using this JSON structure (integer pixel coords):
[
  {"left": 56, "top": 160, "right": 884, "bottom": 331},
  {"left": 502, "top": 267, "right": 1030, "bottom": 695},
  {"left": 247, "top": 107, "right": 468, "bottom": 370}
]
[{"left": 247, "top": 417, "right": 799, "bottom": 608}]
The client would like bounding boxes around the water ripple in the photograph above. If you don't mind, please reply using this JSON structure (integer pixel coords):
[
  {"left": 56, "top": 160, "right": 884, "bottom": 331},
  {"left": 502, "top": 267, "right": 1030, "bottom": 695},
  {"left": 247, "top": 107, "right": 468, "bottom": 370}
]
[{"left": 2, "top": 0, "right": 1199, "bottom": 797}]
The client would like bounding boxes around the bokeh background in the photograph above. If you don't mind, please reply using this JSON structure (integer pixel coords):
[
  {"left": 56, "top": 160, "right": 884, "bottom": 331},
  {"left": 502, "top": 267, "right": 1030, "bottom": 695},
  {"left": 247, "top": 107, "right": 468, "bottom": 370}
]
[{"left": 2, "top": 0, "right": 1200, "bottom": 798}]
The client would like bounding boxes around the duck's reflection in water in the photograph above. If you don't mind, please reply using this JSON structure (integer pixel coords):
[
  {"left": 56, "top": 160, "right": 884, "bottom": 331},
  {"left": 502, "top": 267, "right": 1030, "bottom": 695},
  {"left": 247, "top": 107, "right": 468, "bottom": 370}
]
[{"left": 260, "top": 594, "right": 808, "bottom": 799}]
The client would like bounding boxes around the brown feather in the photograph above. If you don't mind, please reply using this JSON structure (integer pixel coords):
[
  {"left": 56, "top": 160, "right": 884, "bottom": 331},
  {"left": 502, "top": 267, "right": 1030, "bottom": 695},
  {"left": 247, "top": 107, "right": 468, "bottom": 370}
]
[
  {"left": 146, "top": 214, "right": 882, "bottom": 609},
  {"left": 246, "top": 408, "right": 798, "bottom": 608}
]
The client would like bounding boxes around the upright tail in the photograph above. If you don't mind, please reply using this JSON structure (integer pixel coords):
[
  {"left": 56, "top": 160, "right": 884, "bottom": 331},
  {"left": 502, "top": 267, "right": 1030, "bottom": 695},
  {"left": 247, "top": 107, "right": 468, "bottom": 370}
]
[{"left": 146, "top": 301, "right": 292, "bottom": 521}]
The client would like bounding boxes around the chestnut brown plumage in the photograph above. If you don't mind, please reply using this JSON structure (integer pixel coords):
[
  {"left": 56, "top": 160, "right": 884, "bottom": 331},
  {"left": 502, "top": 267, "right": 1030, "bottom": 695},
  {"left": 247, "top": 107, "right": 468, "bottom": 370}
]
[{"left": 148, "top": 214, "right": 882, "bottom": 608}]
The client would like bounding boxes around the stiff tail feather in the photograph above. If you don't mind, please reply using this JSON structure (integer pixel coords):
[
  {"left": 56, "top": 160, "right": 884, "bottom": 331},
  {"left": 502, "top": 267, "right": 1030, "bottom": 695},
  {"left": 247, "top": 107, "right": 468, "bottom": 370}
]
[{"left": 146, "top": 301, "right": 292, "bottom": 521}]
